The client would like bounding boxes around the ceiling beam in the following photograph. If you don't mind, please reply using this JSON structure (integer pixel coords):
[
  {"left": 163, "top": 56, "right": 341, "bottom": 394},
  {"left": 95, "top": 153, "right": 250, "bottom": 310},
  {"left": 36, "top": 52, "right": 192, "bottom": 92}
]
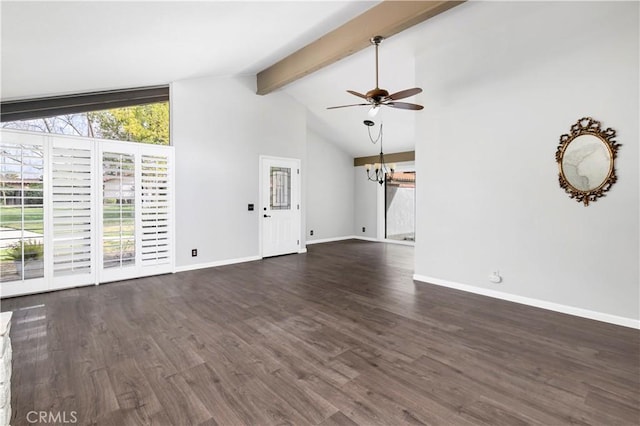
[
  {"left": 256, "top": 0, "right": 464, "bottom": 95},
  {"left": 354, "top": 151, "right": 414, "bottom": 166}
]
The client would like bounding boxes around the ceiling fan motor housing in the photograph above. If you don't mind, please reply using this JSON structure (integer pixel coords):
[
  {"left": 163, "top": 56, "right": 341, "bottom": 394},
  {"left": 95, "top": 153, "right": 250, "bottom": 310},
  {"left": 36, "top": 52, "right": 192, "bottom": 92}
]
[{"left": 366, "top": 88, "right": 389, "bottom": 103}]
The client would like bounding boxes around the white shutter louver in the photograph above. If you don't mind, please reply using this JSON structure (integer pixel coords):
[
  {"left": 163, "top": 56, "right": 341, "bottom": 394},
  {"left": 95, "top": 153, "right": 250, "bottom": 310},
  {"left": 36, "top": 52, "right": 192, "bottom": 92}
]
[
  {"left": 51, "top": 146, "right": 93, "bottom": 277},
  {"left": 140, "top": 154, "right": 171, "bottom": 266}
]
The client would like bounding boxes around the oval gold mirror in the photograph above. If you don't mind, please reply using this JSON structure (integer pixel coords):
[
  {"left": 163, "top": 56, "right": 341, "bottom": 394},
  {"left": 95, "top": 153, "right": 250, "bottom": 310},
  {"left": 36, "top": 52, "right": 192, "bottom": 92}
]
[{"left": 556, "top": 117, "right": 620, "bottom": 206}]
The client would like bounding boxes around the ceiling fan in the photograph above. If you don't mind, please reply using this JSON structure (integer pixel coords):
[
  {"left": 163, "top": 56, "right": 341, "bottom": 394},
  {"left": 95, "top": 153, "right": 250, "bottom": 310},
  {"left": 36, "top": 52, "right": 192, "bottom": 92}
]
[{"left": 327, "top": 35, "right": 423, "bottom": 116}]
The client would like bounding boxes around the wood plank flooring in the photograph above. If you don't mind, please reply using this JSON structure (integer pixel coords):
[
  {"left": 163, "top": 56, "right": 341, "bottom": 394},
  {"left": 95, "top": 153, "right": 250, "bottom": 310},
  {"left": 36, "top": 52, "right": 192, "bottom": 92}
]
[{"left": 2, "top": 240, "right": 639, "bottom": 425}]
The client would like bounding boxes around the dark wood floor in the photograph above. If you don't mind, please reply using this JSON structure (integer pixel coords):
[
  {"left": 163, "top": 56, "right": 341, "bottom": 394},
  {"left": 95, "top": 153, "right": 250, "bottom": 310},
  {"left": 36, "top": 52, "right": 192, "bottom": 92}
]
[{"left": 2, "top": 240, "right": 639, "bottom": 425}]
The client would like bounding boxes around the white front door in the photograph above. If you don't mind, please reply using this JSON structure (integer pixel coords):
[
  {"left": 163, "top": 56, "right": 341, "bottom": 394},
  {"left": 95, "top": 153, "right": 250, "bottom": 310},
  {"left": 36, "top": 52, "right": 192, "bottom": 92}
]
[{"left": 261, "top": 156, "right": 300, "bottom": 258}]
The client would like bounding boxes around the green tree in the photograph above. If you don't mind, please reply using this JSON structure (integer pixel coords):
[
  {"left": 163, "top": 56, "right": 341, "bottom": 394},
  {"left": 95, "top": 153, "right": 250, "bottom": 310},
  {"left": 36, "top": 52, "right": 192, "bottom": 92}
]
[{"left": 90, "top": 102, "right": 169, "bottom": 145}]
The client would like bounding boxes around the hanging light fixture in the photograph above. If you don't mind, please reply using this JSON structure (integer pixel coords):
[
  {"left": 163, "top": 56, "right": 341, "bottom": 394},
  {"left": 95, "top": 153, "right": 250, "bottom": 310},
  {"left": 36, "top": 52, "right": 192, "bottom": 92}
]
[{"left": 363, "top": 120, "right": 395, "bottom": 185}]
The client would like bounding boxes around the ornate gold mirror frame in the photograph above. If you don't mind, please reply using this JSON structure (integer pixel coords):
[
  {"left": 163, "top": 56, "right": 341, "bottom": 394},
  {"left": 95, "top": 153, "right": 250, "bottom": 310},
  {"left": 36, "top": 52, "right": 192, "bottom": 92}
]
[{"left": 556, "top": 117, "right": 620, "bottom": 206}]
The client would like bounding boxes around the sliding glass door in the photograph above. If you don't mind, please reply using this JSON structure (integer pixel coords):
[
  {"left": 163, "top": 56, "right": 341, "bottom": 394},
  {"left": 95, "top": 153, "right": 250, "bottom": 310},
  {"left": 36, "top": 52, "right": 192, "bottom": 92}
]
[
  {"left": 98, "top": 141, "right": 173, "bottom": 283},
  {"left": 0, "top": 130, "right": 173, "bottom": 298}
]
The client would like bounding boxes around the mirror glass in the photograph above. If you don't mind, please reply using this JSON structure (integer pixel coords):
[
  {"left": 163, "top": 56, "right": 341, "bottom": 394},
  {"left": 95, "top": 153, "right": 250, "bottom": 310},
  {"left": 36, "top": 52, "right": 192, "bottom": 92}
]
[{"left": 561, "top": 134, "right": 611, "bottom": 191}]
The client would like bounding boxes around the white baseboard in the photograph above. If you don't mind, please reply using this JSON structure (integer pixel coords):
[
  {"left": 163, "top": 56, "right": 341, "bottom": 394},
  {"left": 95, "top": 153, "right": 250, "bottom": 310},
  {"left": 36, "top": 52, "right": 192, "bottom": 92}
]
[
  {"left": 175, "top": 255, "right": 261, "bottom": 273},
  {"left": 298, "top": 248, "right": 308, "bottom": 254},
  {"left": 351, "top": 236, "right": 414, "bottom": 246},
  {"left": 382, "top": 238, "right": 415, "bottom": 246},
  {"left": 306, "top": 236, "right": 355, "bottom": 245},
  {"left": 413, "top": 274, "right": 640, "bottom": 330},
  {"left": 352, "top": 236, "right": 380, "bottom": 242},
  {"left": 306, "top": 236, "right": 414, "bottom": 246}
]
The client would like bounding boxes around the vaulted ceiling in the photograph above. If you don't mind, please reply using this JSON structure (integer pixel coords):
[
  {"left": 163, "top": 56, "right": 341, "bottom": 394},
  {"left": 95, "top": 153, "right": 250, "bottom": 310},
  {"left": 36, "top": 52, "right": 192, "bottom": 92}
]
[{"left": 1, "top": 1, "right": 463, "bottom": 156}]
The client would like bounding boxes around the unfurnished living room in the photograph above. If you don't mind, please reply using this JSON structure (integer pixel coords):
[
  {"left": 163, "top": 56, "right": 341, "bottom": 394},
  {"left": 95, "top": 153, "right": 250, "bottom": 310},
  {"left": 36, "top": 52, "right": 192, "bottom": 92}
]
[{"left": 0, "top": 1, "right": 638, "bottom": 425}]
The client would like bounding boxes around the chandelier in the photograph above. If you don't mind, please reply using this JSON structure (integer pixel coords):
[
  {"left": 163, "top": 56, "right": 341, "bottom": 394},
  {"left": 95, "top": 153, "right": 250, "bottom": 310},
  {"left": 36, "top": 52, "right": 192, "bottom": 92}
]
[{"left": 363, "top": 120, "right": 395, "bottom": 185}]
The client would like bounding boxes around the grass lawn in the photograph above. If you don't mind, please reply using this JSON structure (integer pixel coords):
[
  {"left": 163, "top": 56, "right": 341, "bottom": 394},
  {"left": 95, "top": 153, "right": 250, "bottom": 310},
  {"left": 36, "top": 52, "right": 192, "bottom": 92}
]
[
  {"left": 0, "top": 205, "right": 44, "bottom": 233},
  {"left": 1, "top": 204, "right": 135, "bottom": 261},
  {"left": 1, "top": 204, "right": 134, "bottom": 231}
]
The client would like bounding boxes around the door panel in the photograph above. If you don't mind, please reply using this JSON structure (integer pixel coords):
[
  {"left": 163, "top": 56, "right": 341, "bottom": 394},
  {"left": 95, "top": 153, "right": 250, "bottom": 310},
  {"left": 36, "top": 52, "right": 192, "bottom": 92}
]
[
  {"left": 261, "top": 157, "right": 300, "bottom": 257},
  {"left": 98, "top": 141, "right": 173, "bottom": 283}
]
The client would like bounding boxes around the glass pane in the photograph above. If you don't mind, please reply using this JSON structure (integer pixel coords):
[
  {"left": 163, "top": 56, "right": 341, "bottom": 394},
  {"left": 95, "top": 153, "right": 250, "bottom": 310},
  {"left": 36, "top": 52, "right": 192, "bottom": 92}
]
[
  {"left": 103, "top": 152, "right": 135, "bottom": 269},
  {"left": 385, "top": 171, "right": 416, "bottom": 242},
  {"left": 1, "top": 101, "right": 169, "bottom": 145},
  {"left": 270, "top": 167, "right": 291, "bottom": 210},
  {"left": 0, "top": 143, "right": 45, "bottom": 282}
]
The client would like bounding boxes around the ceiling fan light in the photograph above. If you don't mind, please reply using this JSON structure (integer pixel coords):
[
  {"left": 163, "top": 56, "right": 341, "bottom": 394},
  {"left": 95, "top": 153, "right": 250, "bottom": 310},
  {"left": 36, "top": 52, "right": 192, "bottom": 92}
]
[{"left": 368, "top": 106, "right": 380, "bottom": 117}]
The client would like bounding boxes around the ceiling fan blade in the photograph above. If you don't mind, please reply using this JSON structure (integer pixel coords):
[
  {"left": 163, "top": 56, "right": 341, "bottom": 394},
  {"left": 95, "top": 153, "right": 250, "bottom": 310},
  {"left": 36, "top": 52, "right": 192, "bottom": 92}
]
[
  {"left": 347, "top": 90, "right": 368, "bottom": 100},
  {"left": 386, "top": 102, "right": 424, "bottom": 110},
  {"left": 327, "top": 103, "right": 369, "bottom": 110},
  {"left": 387, "top": 87, "right": 422, "bottom": 101}
]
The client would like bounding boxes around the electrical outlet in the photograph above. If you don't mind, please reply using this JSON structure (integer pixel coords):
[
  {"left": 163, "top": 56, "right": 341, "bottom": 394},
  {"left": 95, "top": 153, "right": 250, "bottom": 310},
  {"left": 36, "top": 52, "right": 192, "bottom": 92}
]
[
  {"left": 191, "top": 249, "right": 197, "bottom": 257},
  {"left": 362, "top": 227, "right": 366, "bottom": 233},
  {"left": 310, "top": 230, "right": 314, "bottom": 236}
]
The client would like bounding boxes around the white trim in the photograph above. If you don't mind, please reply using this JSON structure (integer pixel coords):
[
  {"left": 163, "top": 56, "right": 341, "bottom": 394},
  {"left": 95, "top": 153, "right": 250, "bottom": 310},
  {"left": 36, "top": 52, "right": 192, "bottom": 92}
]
[
  {"left": 382, "top": 238, "right": 415, "bottom": 246},
  {"left": 306, "top": 236, "right": 354, "bottom": 245},
  {"left": 351, "top": 236, "right": 414, "bottom": 246},
  {"left": 352, "top": 236, "right": 381, "bottom": 243},
  {"left": 174, "top": 255, "right": 261, "bottom": 273},
  {"left": 413, "top": 274, "right": 640, "bottom": 330},
  {"left": 306, "top": 236, "right": 406, "bottom": 245},
  {"left": 298, "top": 248, "right": 308, "bottom": 254}
]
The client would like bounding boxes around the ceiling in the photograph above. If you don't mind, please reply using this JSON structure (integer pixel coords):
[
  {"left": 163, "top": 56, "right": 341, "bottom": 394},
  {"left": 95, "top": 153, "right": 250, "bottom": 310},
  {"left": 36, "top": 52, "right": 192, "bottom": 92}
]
[{"left": 1, "top": 1, "right": 447, "bottom": 157}]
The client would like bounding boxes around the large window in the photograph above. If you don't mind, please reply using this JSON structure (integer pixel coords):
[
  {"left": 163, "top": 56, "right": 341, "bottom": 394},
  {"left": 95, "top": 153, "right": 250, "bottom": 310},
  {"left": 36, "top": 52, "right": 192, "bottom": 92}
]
[
  {"left": 0, "top": 87, "right": 172, "bottom": 296},
  {"left": 1, "top": 86, "right": 170, "bottom": 145}
]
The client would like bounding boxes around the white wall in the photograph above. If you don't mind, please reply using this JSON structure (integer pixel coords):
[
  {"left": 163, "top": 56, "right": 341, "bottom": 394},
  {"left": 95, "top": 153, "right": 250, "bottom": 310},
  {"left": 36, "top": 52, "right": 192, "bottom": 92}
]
[
  {"left": 172, "top": 75, "right": 306, "bottom": 268},
  {"left": 414, "top": 2, "right": 639, "bottom": 323},
  {"left": 306, "top": 130, "right": 354, "bottom": 241}
]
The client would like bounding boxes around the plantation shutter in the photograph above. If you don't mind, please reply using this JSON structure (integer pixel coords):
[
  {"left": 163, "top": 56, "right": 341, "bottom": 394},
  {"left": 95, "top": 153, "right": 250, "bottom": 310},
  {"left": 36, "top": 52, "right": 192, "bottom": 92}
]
[
  {"left": 140, "top": 154, "right": 171, "bottom": 267},
  {"left": 51, "top": 139, "right": 94, "bottom": 279}
]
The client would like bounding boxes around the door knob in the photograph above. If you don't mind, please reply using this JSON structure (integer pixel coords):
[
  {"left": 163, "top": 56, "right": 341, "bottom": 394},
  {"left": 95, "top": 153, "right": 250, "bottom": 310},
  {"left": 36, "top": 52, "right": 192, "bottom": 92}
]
[{"left": 263, "top": 214, "right": 271, "bottom": 218}]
